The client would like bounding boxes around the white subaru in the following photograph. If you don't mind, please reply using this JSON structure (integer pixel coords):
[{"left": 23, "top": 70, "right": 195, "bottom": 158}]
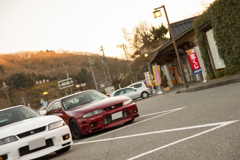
[{"left": 0, "top": 105, "right": 72, "bottom": 160}]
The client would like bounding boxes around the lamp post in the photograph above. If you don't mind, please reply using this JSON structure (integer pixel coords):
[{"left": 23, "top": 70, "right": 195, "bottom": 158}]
[
  {"left": 153, "top": 5, "right": 188, "bottom": 88},
  {"left": 43, "top": 92, "right": 49, "bottom": 104}
]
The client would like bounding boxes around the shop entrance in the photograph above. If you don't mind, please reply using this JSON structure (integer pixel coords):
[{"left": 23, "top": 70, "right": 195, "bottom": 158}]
[{"left": 169, "top": 66, "right": 180, "bottom": 85}]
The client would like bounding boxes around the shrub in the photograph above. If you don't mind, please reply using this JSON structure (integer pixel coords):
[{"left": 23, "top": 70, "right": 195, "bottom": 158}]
[
  {"left": 193, "top": 0, "right": 240, "bottom": 79},
  {"left": 215, "top": 69, "right": 226, "bottom": 78}
]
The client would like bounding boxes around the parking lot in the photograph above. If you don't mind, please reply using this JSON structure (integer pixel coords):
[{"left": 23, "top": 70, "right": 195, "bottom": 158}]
[{"left": 36, "top": 83, "right": 240, "bottom": 160}]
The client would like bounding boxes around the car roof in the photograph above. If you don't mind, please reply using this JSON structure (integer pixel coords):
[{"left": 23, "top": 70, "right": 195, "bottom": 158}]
[
  {"left": 48, "top": 89, "right": 101, "bottom": 106},
  {"left": 53, "top": 89, "right": 97, "bottom": 101},
  {"left": 0, "top": 105, "right": 26, "bottom": 112},
  {"left": 128, "top": 81, "right": 145, "bottom": 86},
  {"left": 113, "top": 87, "right": 134, "bottom": 92}
]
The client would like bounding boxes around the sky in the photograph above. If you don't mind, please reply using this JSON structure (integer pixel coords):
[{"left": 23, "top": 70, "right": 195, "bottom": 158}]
[{"left": 0, "top": 0, "right": 215, "bottom": 57}]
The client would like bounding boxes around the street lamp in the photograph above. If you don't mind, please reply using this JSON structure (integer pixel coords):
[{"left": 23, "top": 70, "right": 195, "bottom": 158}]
[
  {"left": 76, "top": 84, "right": 82, "bottom": 92},
  {"left": 153, "top": 5, "right": 188, "bottom": 88},
  {"left": 43, "top": 92, "right": 49, "bottom": 104},
  {"left": 144, "top": 53, "right": 148, "bottom": 57}
]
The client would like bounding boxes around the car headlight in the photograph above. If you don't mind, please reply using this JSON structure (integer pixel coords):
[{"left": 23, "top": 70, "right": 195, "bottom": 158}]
[
  {"left": 0, "top": 136, "right": 18, "bottom": 146},
  {"left": 82, "top": 109, "right": 103, "bottom": 118},
  {"left": 123, "top": 99, "right": 133, "bottom": 106},
  {"left": 48, "top": 120, "right": 66, "bottom": 130}
]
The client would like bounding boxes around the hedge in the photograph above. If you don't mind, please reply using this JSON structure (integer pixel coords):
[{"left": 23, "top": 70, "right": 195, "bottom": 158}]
[{"left": 193, "top": 0, "right": 240, "bottom": 79}]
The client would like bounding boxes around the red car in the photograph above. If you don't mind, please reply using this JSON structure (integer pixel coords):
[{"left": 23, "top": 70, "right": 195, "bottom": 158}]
[{"left": 40, "top": 90, "right": 139, "bottom": 139}]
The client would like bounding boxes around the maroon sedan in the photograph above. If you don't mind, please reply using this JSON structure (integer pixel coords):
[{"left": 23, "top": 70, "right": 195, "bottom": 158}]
[{"left": 41, "top": 90, "right": 139, "bottom": 139}]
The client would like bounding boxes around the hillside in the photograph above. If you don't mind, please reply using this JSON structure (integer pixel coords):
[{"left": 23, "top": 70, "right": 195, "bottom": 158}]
[{"left": 0, "top": 50, "right": 133, "bottom": 109}]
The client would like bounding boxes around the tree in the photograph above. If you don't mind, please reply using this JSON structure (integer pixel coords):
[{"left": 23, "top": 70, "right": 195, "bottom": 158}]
[
  {"left": 0, "top": 65, "right": 5, "bottom": 74},
  {"left": 117, "top": 21, "right": 169, "bottom": 84},
  {"left": 120, "top": 21, "right": 168, "bottom": 59},
  {"left": 77, "top": 68, "right": 90, "bottom": 83},
  {"left": 9, "top": 72, "right": 36, "bottom": 89}
]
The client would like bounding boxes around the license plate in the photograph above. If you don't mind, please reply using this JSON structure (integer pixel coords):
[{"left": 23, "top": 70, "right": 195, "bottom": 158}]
[
  {"left": 28, "top": 138, "right": 46, "bottom": 150},
  {"left": 112, "top": 111, "right": 122, "bottom": 120}
]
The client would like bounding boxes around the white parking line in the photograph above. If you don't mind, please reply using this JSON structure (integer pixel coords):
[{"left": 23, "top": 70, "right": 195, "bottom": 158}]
[
  {"left": 127, "top": 120, "right": 238, "bottom": 160},
  {"left": 73, "top": 107, "right": 187, "bottom": 144},
  {"left": 139, "top": 109, "right": 182, "bottom": 118},
  {"left": 73, "top": 120, "right": 237, "bottom": 145}
]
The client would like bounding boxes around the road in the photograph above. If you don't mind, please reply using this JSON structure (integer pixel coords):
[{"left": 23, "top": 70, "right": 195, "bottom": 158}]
[{"left": 37, "top": 82, "right": 240, "bottom": 160}]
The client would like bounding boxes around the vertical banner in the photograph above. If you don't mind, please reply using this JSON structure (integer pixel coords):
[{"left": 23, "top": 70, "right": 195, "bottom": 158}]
[
  {"left": 144, "top": 72, "right": 152, "bottom": 87},
  {"left": 186, "top": 48, "right": 202, "bottom": 74},
  {"left": 152, "top": 64, "right": 161, "bottom": 85}
]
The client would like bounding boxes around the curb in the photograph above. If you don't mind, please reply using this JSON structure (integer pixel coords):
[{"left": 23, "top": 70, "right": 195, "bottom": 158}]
[{"left": 176, "top": 78, "right": 240, "bottom": 94}]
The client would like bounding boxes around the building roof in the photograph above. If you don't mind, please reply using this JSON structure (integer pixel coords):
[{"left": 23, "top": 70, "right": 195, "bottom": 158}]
[{"left": 150, "top": 16, "right": 197, "bottom": 63}]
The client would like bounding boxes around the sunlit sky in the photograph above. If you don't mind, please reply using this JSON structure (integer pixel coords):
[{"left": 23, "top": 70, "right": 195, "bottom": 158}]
[{"left": 0, "top": 0, "right": 215, "bottom": 57}]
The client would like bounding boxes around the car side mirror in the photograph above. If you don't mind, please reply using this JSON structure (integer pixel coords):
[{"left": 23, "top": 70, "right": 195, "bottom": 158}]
[
  {"left": 134, "top": 89, "right": 137, "bottom": 91},
  {"left": 55, "top": 109, "right": 62, "bottom": 113},
  {"left": 106, "top": 94, "right": 110, "bottom": 97},
  {"left": 39, "top": 110, "right": 46, "bottom": 116}
]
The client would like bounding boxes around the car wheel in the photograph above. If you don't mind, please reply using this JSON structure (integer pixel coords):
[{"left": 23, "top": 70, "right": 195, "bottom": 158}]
[
  {"left": 70, "top": 119, "right": 83, "bottom": 139},
  {"left": 141, "top": 91, "right": 149, "bottom": 99},
  {"left": 55, "top": 146, "right": 71, "bottom": 154},
  {"left": 124, "top": 119, "right": 134, "bottom": 125}
]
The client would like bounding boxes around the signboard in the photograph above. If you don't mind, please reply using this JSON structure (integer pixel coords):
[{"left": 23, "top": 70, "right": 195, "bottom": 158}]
[
  {"left": 206, "top": 29, "right": 225, "bottom": 69},
  {"left": 186, "top": 48, "right": 202, "bottom": 74},
  {"left": 144, "top": 72, "right": 152, "bottom": 86},
  {"left": 80, "top": 83, "right": 86, "bottom": 87},
  {"left": 58, "top": 78, "right": 74, "bottom": 90},
  {"left": 152, "top": 64, "right": 161, "bottom": 85}
]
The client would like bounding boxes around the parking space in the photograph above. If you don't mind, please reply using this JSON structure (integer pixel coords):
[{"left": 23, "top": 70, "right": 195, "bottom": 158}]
[{"left": 36, "top": 83, "right": 240, "bottom": 160}]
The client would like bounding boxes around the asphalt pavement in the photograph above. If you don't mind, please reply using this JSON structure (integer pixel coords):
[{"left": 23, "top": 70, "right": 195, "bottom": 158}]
[{"left": 36, "top": 81, "right": 240, "bottom": 160}]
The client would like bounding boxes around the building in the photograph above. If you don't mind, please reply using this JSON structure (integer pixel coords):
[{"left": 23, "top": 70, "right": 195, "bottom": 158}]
[{"left": 150, "top": 17, "right": 207, "bottom": 88}]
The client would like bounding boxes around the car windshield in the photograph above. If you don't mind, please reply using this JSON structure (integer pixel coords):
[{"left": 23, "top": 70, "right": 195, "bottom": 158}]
[
  {"left": 0, "top": 106, "right": 40, "bottom": 127},
  {"left": 62, "top": 90, "right": 108, "bottom": 110}
]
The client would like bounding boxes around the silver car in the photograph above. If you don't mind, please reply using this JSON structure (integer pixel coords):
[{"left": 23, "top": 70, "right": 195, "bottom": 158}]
[
  {"left": 127, "top": 81, "right": 153, "bottom": 94},
  {"left": 110, "top": 87, "right": 151, "bottom": 99}
]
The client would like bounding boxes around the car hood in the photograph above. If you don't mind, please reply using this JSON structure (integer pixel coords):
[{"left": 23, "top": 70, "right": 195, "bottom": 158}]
[
  {"left": 68, "top": 96, "right": 131, "bottom": 113},
  {"left": 0, "top": 115, "right": 62, "bottom": 138}
]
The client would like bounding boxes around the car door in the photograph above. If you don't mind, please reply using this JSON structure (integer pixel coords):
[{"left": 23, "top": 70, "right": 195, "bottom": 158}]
[
  {"left": 113, "top": 89, "right": 126, "bottom": 97},
  {"left": 124, "top": 88, "right": 139, "bottom": 99}
]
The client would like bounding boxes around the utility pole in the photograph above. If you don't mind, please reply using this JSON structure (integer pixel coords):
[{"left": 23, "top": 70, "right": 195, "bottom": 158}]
[
  {"left": 87, "top": 58, "right": 98, "bottom": 91},
  {"left": 2, "top": 82, "right": 11, "bottom": 107},
  {"left": 62, "top": 64, "right": 72, "bottom": 93},
  {"left": 100, "top": 46, "right": 112, "bottom": 85},
  {"left": 62, "top": 64, "right": 69, "bottom": 79},
  {"left": 103, "top": 70, "right": 109, "bottom": 87}
]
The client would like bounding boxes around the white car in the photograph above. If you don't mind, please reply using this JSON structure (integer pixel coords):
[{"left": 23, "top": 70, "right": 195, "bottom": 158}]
[
  {"left": 110, "top": 87, "right": 151, "bottom": 99},
  {"left": 127, "top": 81, "right": 153, "bottom": 94},
  {"left": 0, "top": 105, "right": 73, "bottom": 160}
]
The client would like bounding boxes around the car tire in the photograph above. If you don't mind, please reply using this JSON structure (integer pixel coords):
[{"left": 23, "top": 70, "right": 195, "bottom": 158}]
[
  {"left": 141, "top": 91, "right": 149, "bottom": 99},
  {"left": 55, "top": 146, "right": 71, "bottom": 154},
  {"left": 124, "top": 119, "right": 134, "bottom": 125},
  {"left": 70, "top": 119, "right": 83, "bottom": 139}
]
